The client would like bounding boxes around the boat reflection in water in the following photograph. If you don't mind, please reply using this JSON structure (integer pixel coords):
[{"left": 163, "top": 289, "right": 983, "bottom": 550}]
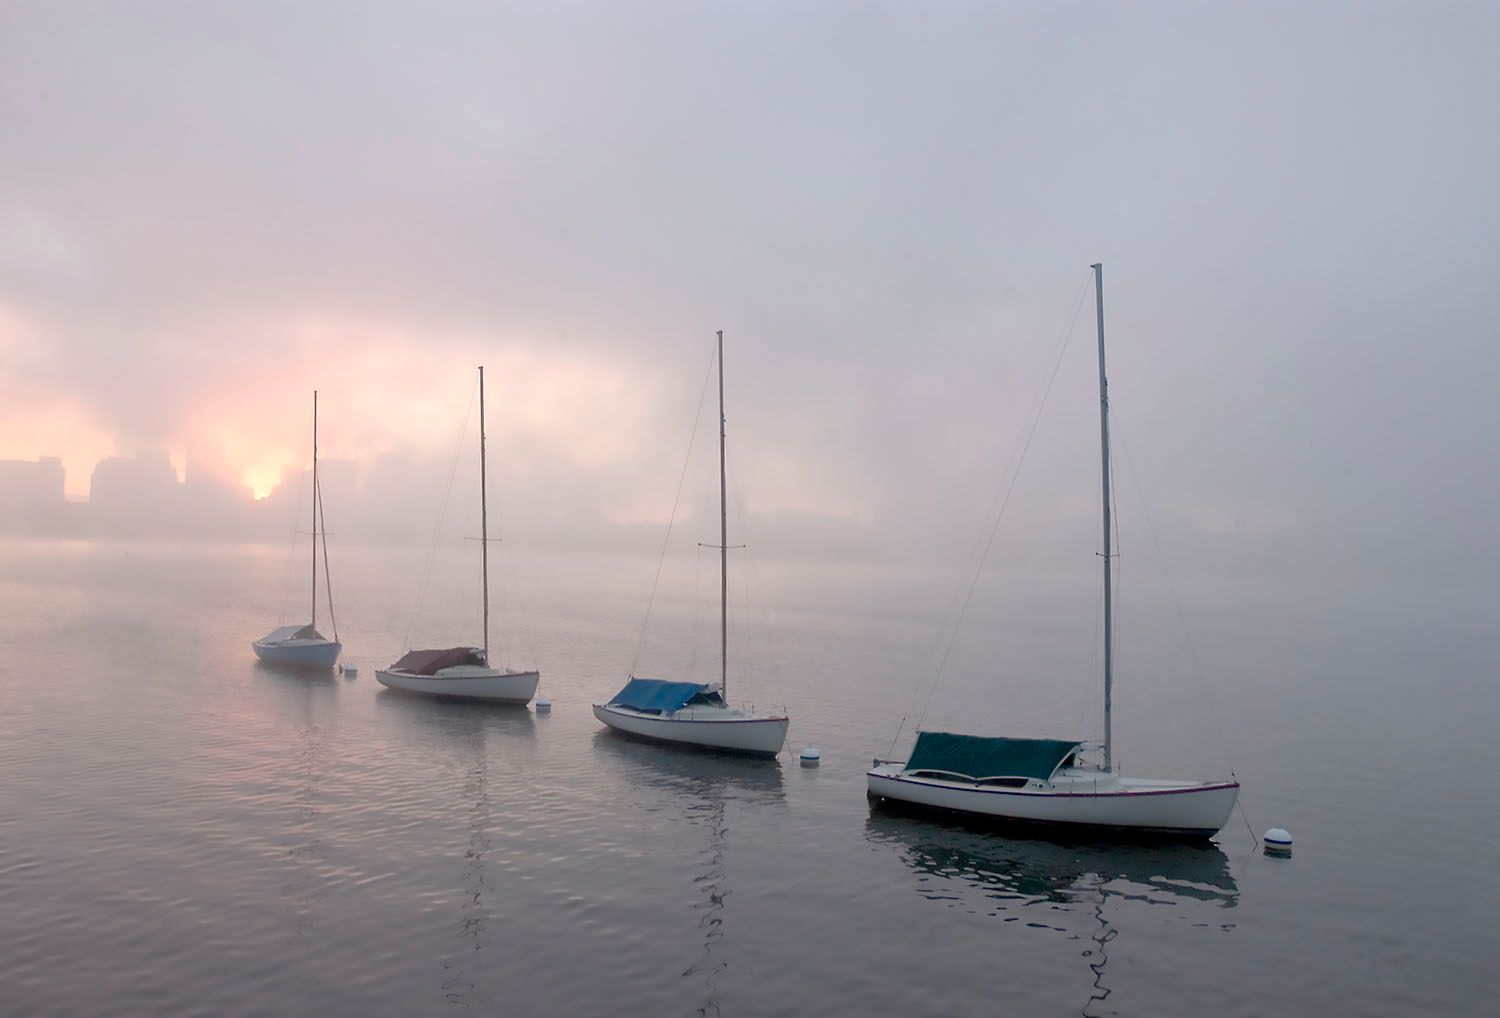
[
  {"left": 374, "top": 692, "right": 535, "bottom": 1008},
  {"left": 590, "top": 728, "right": 786, "bottom": 804},
  {"left": 592, "top": 733, "right": 784, "bottom": 1017},
  {"left": 864, "top": 806, "right": 1237, "bottom": 1016},
  {"left": 254, "top": 656, "right": 338, "bottom": 683},
  {"left": 277, "top": 677, "right": 338, "bottom": 945},
  {"left": 373, "top": 687, "right": 539, "bottom": 742}
]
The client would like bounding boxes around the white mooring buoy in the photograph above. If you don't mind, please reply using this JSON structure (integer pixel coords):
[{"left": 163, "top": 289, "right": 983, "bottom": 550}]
[
  {"left": 1263, "top": 827, "right": 1293, "bottom": 856},
  {"left": 799, "top": 747, "right": 821, "bottom": 767},
  {"left": 341, "top": 663, "right": 358, "bottom": 678},
  {"left": 535, "top": 698, "right": 551, "bottom": 713}
]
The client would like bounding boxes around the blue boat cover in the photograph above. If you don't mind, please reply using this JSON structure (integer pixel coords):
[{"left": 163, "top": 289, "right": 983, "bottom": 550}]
[
  {"left": 608, "top": 677, "right": 709, "bottom": 714},
  {"left": 906, "top": 732, "right": 1083, "bottom": 782}
]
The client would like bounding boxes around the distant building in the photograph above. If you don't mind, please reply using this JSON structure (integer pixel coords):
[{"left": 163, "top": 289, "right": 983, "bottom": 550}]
[
  {"left": 179, "top": 454, "right": 260, "bottom": 539},
  {"left": 0, "top": 456, "right": 66, "bottom": 533},
  {"left": 89, "top": 453, "right": 180, "bottom": 536}
]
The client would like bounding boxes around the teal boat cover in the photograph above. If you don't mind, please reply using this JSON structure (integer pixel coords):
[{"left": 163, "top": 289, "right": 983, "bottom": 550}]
[
  {"left": 608, "top": 677, "right": 711, "bottom": 714},
  {"left": 905, "top": 732, "right": 1082, "bottom": 782}
]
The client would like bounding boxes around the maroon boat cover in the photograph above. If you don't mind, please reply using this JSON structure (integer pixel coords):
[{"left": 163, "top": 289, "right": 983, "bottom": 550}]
[{"left": 390, "top": 647, "right": 485, "bottom": 675}]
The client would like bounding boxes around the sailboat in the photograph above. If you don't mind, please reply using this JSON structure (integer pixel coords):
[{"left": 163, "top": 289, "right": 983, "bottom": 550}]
[
  {"left": 253, "top": 391, "right": 342, "bottom": 670},
  {"left": 867, "top": 265, "right": 1239, "bottom": 838},
  {"left": 593, "top": 331, "right": 789, "bottom": 757},
  {"left": 375, "top": 367, "right": 540, "bottom": 704}
]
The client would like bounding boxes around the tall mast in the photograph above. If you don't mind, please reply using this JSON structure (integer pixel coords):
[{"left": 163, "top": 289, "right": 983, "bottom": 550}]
[
  {"left": 1092, "top": 263, "right": 1114, "bottom": 773},
  {"left": 311, "top": 389, "right": 318, "bottom": 630},
  {"left": 478, "top": 366, "right": 490, "bottom": 665},
  {"left": 717, "top": 330, "right": 728, "bottom": 699}
]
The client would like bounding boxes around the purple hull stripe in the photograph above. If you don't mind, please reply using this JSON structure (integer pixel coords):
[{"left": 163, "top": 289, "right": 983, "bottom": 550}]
[
  {"left": 596, "top": 705, "right": 788, "bottom": 725},
  {"left": 871, "top": 772, "right": 1239, "bottom": 799}
]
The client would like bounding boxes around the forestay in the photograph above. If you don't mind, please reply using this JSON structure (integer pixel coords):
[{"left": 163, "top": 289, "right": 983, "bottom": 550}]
[{"left": 906, "top": 732, "right": 1083, "bottom": 782}]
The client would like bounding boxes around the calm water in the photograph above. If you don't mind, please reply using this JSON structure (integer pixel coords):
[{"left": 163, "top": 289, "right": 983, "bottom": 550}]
[{"left": 1, "top": 540, "right": 1495, "bottom": 1016}]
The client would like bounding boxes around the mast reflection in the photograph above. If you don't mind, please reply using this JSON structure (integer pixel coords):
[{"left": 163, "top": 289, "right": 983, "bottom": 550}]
[
  {"left": 592, "top": 733, "right": 785, "bottom": 1016},
  {"left": 372, "top": 694, "right": 535, "bottom": 1008},
  {"left": 277, "top": 675, "right": 337, "bottom": 945},
  {"left": 442, "top": 716, "right": 490, "bottom": 1008},
  {"left": 864, "top": 809, "right": 1237, "bottom": 1016}
]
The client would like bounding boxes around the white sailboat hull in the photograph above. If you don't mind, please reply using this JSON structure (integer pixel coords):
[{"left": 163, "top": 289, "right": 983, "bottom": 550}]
[
  {"left": 593, "top": 702, "right": 789, "bottom": 756},
  {"left": 866, "top": 763, "right": 1239, "bottom": 837},
  {"left": 375, "top": 666, "right": 539, "bottom": 703},
  {"left": 252, "top": 638, "right": 341, "bottom": 670}
]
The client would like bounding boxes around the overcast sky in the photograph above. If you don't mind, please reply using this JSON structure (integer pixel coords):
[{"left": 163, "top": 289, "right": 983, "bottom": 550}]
[{"left": 1, "top": 1, "right": 1495, "bottom": 581}]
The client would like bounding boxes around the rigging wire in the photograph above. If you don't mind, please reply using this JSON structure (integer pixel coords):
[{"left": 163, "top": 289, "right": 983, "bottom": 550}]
[
  {"left": 1234, "top": 791, "right": 1260, "bottom": 852},
  {"left": 316, "top": 473, "right": 338, "bottom": 643},
  {"left": 1113, "top": 421, "right": 1233, "bottom": 770},
  {"left": 908, "top": 276, "right": 1095, "bottom": 734},
  {"left": 628, "top": 341, "right": 717, "bottom": 677},
  {"left": 1074, "top": 296, "right": 1125, "bottom": 748},
  {"left": 905, "top": 275, "right": 1096, "bottom": 729},
  {"left": 406, "top": 378, "right": 477, "bottom": 650},
  {"left": 482, "top": 399, "right": 503, "bottom": 669},
  {"left": 724, "top": 441, "right": 771, "bottom": 703},
  {"left": 1070, "top": 547, "right": 1105, "bottom": 741},
  {"left": 1106, "top": 408, "right": 1123, "bottom": 764},
  {"left": 493, "top": 507, "right": 538, "bottom": 677},
  {"left": 885, "top": 716, "right": 908, "bottom": 762},
  {"left": 490, "top": 495, "right": 515, "bottom": 670},
  {"left": 277, "top": 465, "right": 308, "bottom": 624},
  {"left": 479, "top": 399, "right": 535, "bottom": 675}
]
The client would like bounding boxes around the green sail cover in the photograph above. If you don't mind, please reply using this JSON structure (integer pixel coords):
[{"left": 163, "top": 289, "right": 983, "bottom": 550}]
[{"left": 905, "top": 732, "right": 1082, "bottom": 782}]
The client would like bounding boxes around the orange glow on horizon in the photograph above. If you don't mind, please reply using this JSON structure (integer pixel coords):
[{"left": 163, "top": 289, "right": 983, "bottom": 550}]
[
  {"left": 2, "top": 310, "right": 855, "bottom": 519},
  {"left": 3, "top": 311, "right": 670, "bottom": 503}
]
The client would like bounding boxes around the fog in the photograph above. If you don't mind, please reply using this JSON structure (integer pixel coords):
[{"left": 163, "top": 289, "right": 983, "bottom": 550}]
[{"left": 2, "top": 1, "right": 1495, "bottom": 594}]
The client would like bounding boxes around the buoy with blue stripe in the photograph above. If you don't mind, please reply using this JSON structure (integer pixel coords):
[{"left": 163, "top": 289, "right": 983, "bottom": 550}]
[
  {"left": 800, "top": 747, "right": 821, "bottom": 767},
  {"left": 1263, "top": 828, "right": 1292, "bottom": 856}
]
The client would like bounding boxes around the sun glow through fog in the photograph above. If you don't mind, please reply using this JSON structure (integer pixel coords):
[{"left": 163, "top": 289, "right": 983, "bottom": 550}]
[
  {"left": 135, "top": 314, "right": 667, "bottom": 506},
  {"left": 5, "top": 307, "right": 845, "bottom": 520},
  {"left": 242, "top": 465, "right": 283, "bottom": 500}
]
